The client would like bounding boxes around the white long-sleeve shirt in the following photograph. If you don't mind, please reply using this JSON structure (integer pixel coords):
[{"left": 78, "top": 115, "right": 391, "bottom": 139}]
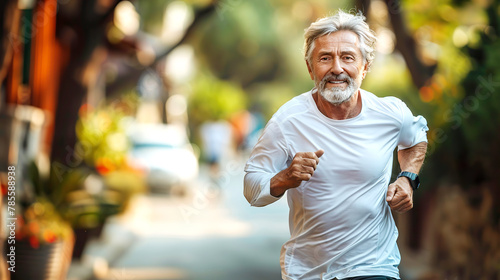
[{"left": 244, "top": 89, "right": 428, "bottom": 280}]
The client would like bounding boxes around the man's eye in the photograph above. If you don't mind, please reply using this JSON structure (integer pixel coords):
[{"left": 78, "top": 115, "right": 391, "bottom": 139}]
[
  {"left": 344, "top": 56, "right": 354, "bottom": 60},
  {"left": 320, "top": 57, "right": 330, "bottom": 61}
]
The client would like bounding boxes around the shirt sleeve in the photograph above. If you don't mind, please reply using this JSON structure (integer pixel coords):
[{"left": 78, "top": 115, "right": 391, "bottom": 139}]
[
  {"left": 244, "top": 119, "right": 289, "bottom": 207},
  {"left": 397, "top": 101, "right": 429, "bottom": 150}
]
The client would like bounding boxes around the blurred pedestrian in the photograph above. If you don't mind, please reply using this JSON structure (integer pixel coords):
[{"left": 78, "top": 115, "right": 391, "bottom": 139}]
[
  {"left": 200, "top": 120, "right": 232, "bottom": 180},
  {"left": 244, "top": 10, "right": 428, "bottom": 280}
]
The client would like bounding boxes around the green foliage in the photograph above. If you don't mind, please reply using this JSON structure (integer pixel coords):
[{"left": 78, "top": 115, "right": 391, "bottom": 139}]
[
  {"left": 188, "top": 73, "right": 248, "bottom": 125},
  {"left": 75, "top": 99, "right": 134, "bottom": 170},
  {"left": 425, "top": 0, "right": 500, "bottom": 190},
  {"left": 382, "top": 0, "right": 497, "bottom": 169},
  {"left": 17, "top": 198, "right": 73, "bottom": 248},
  {"left": 136, "top": 0, "right": 170, "bottom": 35},
  {"left": 247, "top": 82, "right": 300, "bottom": 120},
  {"left": 192, "top": 0, "right": 283, "bottom": 87},
  {"left": 43, "top": 93, "right": 144, "bottom": 229}
]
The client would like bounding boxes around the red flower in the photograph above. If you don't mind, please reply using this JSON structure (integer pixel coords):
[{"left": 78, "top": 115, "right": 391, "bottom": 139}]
[
  {"left": 43, "top": 231, "right": 57, "bottom": 243},
  {"left": 29, "top": 236, "right": 39, "bottom": 249}
]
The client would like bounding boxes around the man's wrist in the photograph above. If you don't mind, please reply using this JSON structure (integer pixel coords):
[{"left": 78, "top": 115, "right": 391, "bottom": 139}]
[
  {"left": 397, "top": 171, "right": 420, "bottom": 190},
  {"left": 270, "top": 175, "right": 287, "bottom": 197},
  {"left": 270, "top": 186, "right": 286, "bottom": 197}
]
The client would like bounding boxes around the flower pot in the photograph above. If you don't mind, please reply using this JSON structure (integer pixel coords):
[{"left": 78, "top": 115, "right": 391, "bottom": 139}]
[{"left": 6, "top": 238, "right": 73, "bottom": 280}]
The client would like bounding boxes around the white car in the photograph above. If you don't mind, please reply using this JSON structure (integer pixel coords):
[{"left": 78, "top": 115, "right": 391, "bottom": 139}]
[{"left": 128, "top": 123, "right": 199, "bottom": 195}]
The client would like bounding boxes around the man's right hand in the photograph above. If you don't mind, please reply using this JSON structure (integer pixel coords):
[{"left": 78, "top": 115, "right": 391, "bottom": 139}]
[{"left": 270, "top": 149, "right": 324, "bottom": 197}]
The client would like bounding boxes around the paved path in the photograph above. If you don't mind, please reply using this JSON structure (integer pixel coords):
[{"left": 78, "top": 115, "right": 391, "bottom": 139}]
[{"left": 69, "top": 157, "right": 290, "bottom": 280}]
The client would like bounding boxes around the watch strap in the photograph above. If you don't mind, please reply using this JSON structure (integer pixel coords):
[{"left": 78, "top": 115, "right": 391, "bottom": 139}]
[{"left": 397, "top": 171, "right": 420, "bottom": 190}]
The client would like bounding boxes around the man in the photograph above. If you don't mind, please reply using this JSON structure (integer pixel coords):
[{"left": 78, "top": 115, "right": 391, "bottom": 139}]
[{"left": 244, "top": 10, "right": 428, "bottom": 280}]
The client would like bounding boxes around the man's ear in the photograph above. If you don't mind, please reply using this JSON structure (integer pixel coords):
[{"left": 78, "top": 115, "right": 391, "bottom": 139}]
[
  {"left": 306, "top": 60, "right": 314, "bottom": 80},
  {"left": 362, "top": 62, "right": 369, "bottom": 79}
]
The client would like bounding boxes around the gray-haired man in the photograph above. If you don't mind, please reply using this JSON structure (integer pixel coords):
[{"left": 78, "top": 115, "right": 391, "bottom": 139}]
[{"left": 244, "top": 10, "right": 428, "bottom": 280}]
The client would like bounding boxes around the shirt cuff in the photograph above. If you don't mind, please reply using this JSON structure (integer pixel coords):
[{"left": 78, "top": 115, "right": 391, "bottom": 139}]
[{"left": 252, "top": 178, "right": 283, "bottom": 207}]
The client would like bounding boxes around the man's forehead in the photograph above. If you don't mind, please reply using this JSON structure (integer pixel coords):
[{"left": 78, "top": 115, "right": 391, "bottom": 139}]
[{"left": 315, "top": 30, "right": 361, "bottom": 51}]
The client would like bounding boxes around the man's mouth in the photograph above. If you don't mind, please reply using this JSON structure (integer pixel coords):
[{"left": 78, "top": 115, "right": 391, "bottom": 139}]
[{"left": 328, "top": 80, "right": 347, "bottom": 84}]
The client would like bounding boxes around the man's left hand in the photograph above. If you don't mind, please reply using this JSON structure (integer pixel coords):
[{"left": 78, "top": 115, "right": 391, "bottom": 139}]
[{"left": 386, "top": 177, "right": 413, "bottom": 213}]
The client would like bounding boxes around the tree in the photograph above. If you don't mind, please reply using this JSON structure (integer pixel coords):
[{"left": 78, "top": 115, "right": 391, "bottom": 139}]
[{"left": 50, "top": 0, "right": 217, "bottom": 167}]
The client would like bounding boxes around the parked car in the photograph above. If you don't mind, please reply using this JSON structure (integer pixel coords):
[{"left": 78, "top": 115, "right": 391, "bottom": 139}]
[{"left": 127, "top": 123, "right": 198, "bottom": 195}]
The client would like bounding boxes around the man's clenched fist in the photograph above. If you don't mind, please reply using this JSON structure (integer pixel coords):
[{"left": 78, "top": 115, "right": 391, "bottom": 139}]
[
  {"left": 270, "top": 149, "right": 324, "bottom": 197},
  {"left": 386, "top": 177, "right": 413, "bottom": 213}
]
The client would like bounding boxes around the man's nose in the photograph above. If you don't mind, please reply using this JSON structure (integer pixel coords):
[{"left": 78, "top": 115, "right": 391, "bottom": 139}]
[{"left": 330, "top": 58, "right": 344, "bottom": 75}]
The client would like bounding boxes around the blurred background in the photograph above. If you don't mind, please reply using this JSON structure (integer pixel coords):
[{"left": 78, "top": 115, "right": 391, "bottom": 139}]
[{"left": 0, "top": 0, "right": 499, "bottom": 279}]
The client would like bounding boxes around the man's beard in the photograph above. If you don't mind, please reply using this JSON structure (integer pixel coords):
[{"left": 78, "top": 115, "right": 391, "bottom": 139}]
[{"left": 317, "top": 73, "right": 358, "bottom": 105}]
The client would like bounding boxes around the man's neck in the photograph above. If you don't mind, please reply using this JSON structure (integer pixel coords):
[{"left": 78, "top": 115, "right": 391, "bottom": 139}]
[{"left": 313, "top": 89, "right": 362, "bottom": 120}]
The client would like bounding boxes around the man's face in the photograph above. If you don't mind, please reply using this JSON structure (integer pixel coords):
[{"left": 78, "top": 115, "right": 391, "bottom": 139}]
[{"left": 306, "top": 30, "right": 368, "bottom": 105}]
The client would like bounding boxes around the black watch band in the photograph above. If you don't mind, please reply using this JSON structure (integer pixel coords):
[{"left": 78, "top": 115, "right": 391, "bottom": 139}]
[{"left": 397, "top": 171, "right": 420, "bottom": 190}]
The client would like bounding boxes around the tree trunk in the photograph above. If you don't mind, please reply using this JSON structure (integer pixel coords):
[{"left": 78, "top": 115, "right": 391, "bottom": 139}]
[
  {"left": 383, "top": 0, "right": 436, "bottom": 88},
  {"left": 106, "top": 3, "right": 217, "bottom": 96},
  {"left": 354, "top": 0, "right": 371, "bottom": 16},
  {"left": 50, "top": 0, "right": 111, "bottom": 164}
]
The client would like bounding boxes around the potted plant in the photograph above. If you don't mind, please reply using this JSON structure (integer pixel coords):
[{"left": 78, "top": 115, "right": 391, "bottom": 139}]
[
  {"left": 0, "top": 105, "right": 75, "bottom": 280},
  {"left": 10, "top": 197, "right": 74, "bottom": 280},
  {"left": 49, "top": 97, "right": 145, "bottom": 259}
]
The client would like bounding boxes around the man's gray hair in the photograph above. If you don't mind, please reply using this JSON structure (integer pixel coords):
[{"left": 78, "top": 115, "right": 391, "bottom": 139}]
[{"left": 304, "top": 10, "right": 377, "bottom": 70}]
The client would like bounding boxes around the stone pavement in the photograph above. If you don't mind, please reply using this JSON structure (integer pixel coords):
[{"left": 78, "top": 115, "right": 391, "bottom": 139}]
[{"left": 67, "top": 157, "right": 290, "bottom": 280}]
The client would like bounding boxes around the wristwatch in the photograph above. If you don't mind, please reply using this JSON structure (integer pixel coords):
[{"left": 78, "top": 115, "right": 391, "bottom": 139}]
[{"left": 397, "top": 171, "right": 420, "bottom": 190}]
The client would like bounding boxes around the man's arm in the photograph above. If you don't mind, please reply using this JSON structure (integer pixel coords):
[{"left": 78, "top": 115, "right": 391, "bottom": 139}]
[
  {"left": 245, "top": 149, "right": 324, "bottom": 206},
  {"left": 386, "top": 141, "right": 427, "bottom": 213},
  {"left": 270, "top": 150, "right": 324, "bottom": 197},
  {"left": 244, "top": 120, "right": 290, "bottom": 207}
]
